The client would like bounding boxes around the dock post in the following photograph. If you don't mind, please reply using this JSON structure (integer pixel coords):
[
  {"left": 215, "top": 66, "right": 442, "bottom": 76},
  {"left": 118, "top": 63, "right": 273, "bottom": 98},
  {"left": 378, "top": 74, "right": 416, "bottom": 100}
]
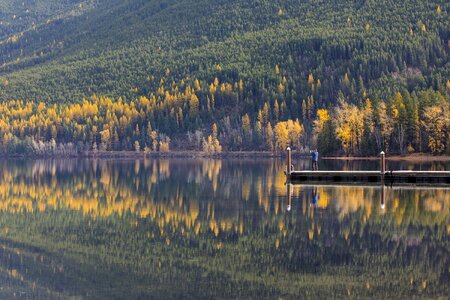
[
  {"left": 380, "top": 151, "right": 385, "bottom": 181},
  {"left": 286, "top": 147, "right": 292, "bottom": 178}
]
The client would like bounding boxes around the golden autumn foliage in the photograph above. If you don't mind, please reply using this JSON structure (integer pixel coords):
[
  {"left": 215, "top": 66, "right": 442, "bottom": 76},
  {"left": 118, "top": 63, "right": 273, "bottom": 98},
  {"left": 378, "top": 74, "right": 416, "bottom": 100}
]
[
  {"left": 0, "top": 95, "right": 174, "bottom": 152},
  {"left": 308, "top": 73, "right": 314, "bottom": 86},
  {"left": 203, "top": 123, "right": 222, "bottom": 154},
  {"left": 422, "top": 105, "right": 449, "bottom": 154},
  {"left": 0, "top": 75, "right": 247, "bottom": 153},
  {"left": 334, "top": 99, "right": 364, "bottom": 154},
  {"left": 0, "top": 72, "right": 446, "bottom": 155},
  {"left": 273, "top": 119, "right": 304, "bottom": 151},
  {"left": 274, "top": 122, "right": 289, "bottom": 150},
  {"left": 313, "top": 109, "right": 330, "bottom": 134}
]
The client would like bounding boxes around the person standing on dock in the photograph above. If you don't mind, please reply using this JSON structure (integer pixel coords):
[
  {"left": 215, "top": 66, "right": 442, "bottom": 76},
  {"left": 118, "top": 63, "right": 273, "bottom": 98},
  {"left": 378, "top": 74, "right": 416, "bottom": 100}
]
[{"left": 311, "top": 149, "right": 319, "bottom": 171}]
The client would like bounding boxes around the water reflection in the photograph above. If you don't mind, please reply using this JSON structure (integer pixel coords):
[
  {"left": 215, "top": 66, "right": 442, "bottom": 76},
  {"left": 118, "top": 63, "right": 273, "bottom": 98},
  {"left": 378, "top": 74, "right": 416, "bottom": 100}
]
[{"left": 0, "top": 158, "right": 448, "bottom": 298}]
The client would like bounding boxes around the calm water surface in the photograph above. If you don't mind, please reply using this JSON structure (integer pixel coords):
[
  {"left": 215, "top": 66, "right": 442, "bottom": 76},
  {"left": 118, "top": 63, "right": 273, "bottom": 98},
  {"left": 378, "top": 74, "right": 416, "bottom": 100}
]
[{"left": 0, "top": 158, "right": 448, "bottom": 298}]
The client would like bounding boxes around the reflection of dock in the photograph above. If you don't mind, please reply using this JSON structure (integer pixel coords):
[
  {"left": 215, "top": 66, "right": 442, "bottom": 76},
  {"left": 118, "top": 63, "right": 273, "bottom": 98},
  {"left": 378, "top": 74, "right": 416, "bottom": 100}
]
[
  {"left": 288, "top": 183, "right": 450, "bottom": 190},
  {"left": 285, "top": 148, "right": 450, "bottom": 185},
  {"left": 288, "top": 170, "right": 450, "bottom": 184},
  {"left": 285, "top": 182, "right": 390, "bottom": 211},
  {"left": 285, "top": 182, "right": 448, "bottom": 213}
]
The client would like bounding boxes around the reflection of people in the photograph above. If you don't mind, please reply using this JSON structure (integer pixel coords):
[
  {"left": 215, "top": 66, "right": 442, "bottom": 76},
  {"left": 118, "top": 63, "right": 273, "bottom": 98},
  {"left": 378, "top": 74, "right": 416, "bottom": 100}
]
[
  {"left": 311, "top": 187, "right": 319, "bottom": 207},
  {"left": 311, "top": 149, "right": 319, "bottom": 171}
]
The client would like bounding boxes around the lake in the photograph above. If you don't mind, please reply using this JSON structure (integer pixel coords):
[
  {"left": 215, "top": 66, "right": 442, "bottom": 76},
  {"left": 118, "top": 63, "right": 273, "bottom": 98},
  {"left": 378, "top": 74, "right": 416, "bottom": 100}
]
[{"left": 0, "top": 158, "right": 448, "bottom": 298}]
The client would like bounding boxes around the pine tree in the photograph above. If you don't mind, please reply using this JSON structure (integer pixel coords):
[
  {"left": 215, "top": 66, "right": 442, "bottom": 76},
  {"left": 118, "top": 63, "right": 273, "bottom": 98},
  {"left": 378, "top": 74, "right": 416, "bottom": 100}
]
[
  {"left": 266, "top": 122, "right": 274, "bottom": 151},
  {"left": 317, "top": 120, "right": 338, "bottom": 156},
  {"left": 254, "top": 121, "right": 262, "bottom": 147},
  {"left": 189, "top": 93, "right": 199, "bottom": 117},
  {"left": 274, "top": 100, "right": 280, "bottom": 121},
  {"left": 242, "top": 114, "right": 251, "bottom": 137}
]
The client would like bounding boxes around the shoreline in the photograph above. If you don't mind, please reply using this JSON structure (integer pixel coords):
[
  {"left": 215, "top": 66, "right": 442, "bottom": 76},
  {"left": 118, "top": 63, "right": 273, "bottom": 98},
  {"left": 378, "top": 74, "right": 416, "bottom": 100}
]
[
  {"left": 0, "top": 151, "right": 449, "bottom": 161},
  {"left": 0, "top": 151, "right": 283, "bottom": 159}
]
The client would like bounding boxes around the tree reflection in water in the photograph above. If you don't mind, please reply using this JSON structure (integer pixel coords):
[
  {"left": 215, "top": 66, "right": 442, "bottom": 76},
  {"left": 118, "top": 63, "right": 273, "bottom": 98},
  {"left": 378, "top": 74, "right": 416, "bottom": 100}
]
[{"left": 0, "top": 159, "right": 448, "bottom": 298}]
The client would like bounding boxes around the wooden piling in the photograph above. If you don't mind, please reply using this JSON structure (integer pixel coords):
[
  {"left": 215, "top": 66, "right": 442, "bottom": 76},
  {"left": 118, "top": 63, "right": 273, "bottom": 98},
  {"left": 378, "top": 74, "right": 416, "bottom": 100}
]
[
  {"left": 380, "top": 151, "right": 385, "bottom": 180},
  {"left": 286, "top": 147, "right": 292, "bottom": 177}
]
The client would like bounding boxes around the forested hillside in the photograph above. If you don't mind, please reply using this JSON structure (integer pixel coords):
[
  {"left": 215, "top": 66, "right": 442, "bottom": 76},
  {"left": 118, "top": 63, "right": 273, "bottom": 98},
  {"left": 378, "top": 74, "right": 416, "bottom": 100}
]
[
  {"left": 0, "top": 1, "right": 95, "bottom": 39},
  {"left": 0, "top": 0, "right": 448, "bottom": 155}
]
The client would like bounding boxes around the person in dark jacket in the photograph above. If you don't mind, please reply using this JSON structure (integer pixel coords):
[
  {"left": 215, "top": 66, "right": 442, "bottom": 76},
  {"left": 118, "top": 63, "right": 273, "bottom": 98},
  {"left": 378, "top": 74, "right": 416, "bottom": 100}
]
[{"left": 311, "top": 149, "right": 319, "bottom": 171}]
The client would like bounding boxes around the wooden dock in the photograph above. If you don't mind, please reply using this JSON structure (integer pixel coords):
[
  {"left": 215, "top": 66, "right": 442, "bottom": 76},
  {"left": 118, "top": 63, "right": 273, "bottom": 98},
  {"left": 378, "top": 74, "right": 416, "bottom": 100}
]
[{"left": 285, "top": 148, "right": 450, "bottom": 185}]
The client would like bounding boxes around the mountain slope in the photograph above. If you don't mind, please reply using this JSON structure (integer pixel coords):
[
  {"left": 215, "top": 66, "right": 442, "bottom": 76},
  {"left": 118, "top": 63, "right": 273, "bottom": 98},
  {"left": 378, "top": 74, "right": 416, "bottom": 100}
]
[
  {"left": 0, "top": 0, "right": 448, "bottom": 155},
  {"left": 0, "top": 0, "right": 447, "bottom": 102},
  {"left": 0, "top": 0, "right": 96, "bottom": 39}
]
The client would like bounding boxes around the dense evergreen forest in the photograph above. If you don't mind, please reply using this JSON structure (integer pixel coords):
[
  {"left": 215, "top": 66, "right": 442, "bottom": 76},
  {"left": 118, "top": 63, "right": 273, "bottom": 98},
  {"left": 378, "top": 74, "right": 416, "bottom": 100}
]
[{"left": 0, "top": 0, "right": 448, "bottom": 155}]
